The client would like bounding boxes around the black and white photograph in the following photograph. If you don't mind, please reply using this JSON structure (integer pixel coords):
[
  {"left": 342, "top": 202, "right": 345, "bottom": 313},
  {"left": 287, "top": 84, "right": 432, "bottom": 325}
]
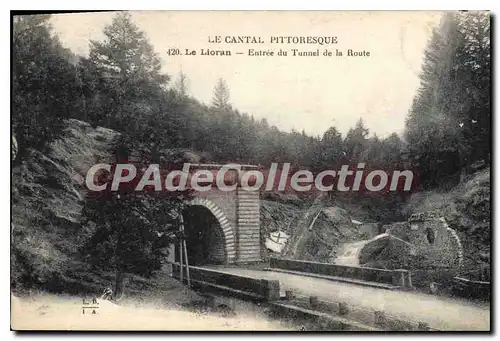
[{"left": 10, "top": 10, "right": 491, "bottom": 331}]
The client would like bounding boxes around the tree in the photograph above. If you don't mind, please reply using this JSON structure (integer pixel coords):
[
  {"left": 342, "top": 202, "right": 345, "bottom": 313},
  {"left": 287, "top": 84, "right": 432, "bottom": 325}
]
[
  {"left": 212, "top": 77, "right": 230, "bottom": 110},
  {"left": 361, "top": 134, "right": 383, "bottom": 167},
  {"left": 344, "top": 118, "right": 369, "bottom": 164},
  {"left": 82, "top": 192, "right": 184, "bottom": 297},
  {"left": 454, "top": 12, "right": 490, "bottom": 165},
  {"left": 318, "top": 126, "right": 345, "bottom": 169},
  {"left": 381, "top": 133, "right": 404, "bottom": 167},
  {"left": 174, "top": 70, "right": 189, "bottom": 97},
  {"left": 79, "top": 12, "right": 200, "bottom": 297},
  {"left": 81, "top": 137, "right": 194, "bottom": 298},
  {"left": 405, "top": 12, "right": 490, "bottom": 187},
  {"left": 85, "top": 12, "right": 169, "bottom": 133},
  {"left": 89, "top": 12, "right": 167, "bottom": 86},
  {"left": 12, "top": 14, "right": 80, "bottom": 154}
]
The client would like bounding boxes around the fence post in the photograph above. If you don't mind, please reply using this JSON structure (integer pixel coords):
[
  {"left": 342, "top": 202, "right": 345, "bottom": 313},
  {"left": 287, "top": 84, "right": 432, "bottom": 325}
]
[
  {"left": 374, "top": 310, "right": 386, "bottom": 328},
  {"left": 172, "top": 263, "right": 179, "bottom": 279},
  {"left": 392, "top": 269, "right": 412, "bottom": 289},
  {"left": 407, "top": 271, "right": 413, "bottom": 288},
  {"left": 309, "top": 296, "right": 318, "bottom": 309},
  {"left": 262, "top": 279, "right": 281, "bottom": 301},
  {"left": 338, "top": 302, "right": 349, "bottom": 316}
]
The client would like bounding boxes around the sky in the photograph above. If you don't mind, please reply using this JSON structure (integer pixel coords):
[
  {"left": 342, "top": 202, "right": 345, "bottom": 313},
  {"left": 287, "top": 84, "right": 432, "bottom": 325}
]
[{"left": 50, "top": 11, "right": 443, "bottom": 138}]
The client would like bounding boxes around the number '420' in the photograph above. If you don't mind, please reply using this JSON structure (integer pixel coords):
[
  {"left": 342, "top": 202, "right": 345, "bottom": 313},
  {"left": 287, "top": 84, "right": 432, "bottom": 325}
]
[{"left": 166, "top": 48, "right": 181, "bottom": 56}]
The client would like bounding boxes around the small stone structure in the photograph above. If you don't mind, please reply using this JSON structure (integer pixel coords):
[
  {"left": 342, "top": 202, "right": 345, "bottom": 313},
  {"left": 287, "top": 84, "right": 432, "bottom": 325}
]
[
  {"left": 335, "top": 211, "right": 463, "bottom": 271},
  {"left": 388, "top": 212, "right": 463, "bottom": 270}
]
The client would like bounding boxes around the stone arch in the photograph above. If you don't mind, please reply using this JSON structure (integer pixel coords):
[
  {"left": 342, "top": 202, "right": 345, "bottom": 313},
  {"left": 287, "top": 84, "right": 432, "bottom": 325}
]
[{"left": 185, "top": 197, "right": 236, "bottom": 263}]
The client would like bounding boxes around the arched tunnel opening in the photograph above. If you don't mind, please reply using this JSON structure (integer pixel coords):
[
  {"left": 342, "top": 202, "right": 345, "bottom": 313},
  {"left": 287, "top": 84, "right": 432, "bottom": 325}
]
[{"left": 176, "top": 205, "right": 227, "bottom": 266}]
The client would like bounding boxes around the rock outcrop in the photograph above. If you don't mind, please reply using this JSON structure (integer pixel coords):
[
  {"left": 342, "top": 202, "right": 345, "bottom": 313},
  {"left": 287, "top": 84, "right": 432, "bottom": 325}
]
[{"left": 11, "top": 119, "right": 120, "bottom": 292}]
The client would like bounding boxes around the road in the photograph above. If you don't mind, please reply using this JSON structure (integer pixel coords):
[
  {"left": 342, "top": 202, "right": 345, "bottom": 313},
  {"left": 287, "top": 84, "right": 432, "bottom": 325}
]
[{"left": 209, "top": 267, "right": 490, "bottom": 331}]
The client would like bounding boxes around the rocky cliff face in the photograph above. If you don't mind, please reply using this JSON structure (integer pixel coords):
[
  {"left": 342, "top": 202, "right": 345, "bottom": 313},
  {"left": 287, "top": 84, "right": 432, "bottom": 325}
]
[
  {"left": 11, "top": 119, "right": 121, "bottom": 292},
  {"left": 260, "top": 201, "right": 365, "bottom": 263},
  {"left": 305, "top": 207, "right": 365, "bottom": 262}
]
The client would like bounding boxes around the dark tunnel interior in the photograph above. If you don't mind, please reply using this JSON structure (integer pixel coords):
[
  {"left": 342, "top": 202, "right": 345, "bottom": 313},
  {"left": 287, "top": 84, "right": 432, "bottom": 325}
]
[{"left": 176, "top": 206, "right": 227, "bottom": 266}]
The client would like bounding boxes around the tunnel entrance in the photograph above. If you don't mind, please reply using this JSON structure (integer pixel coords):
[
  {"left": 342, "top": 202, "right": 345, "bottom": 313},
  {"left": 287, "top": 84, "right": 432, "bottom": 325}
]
[{"left": 177, "top": 205, "right": 227, "bottom": 266}]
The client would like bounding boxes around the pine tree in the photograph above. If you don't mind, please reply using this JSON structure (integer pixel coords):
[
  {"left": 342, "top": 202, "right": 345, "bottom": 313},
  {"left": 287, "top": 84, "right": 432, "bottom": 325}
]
[
  {"left": 212, "top": 77, "right": 230, "bottom": 109},
  {"left": 405, "top": 12, "right": 490, "bottom": 187},
  {"left": 89, "top": 12, "right": 167, "bottom": 86},
  {"left": 174, "top": 70, "right": 189, "bottom": 97},
  {"left": 344, "top": 118, "right": 369, "bottom": 163},
  {"left": 80, "top": 12, "right": 197, "bottom": 297},
  {"left": 86, "top": 12, "right": 169, "bottom": 132},
  {"left": 320, "top": 126, "right": 345, "bottom": 169},
  {"left": 12, "top": 14, "right": 80, "bottom": 154}
]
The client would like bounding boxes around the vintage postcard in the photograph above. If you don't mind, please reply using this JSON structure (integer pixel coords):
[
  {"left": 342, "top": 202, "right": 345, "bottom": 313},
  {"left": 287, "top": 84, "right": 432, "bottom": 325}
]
[{"left": 11, "top": 10, "right": 491, "bottom": 331}]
